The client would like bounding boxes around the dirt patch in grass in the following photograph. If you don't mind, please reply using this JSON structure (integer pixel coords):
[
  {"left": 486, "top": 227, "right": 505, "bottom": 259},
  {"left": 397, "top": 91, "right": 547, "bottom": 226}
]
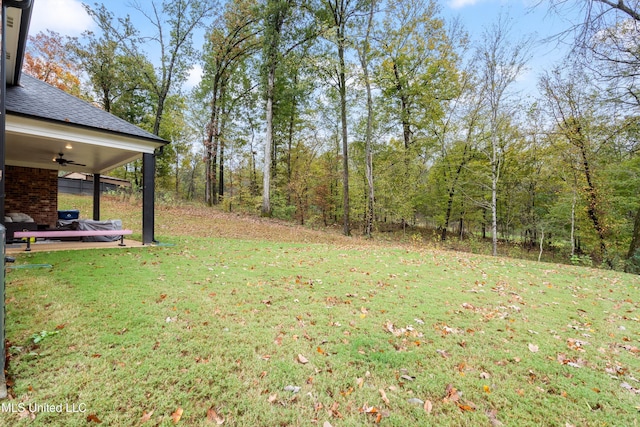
[{"left": 61, "top": 194, "right": 372, "bottom": 246}]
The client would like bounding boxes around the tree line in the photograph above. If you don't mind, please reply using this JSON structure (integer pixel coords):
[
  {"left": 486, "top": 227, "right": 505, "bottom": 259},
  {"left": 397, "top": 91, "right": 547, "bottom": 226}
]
[{"left": 24, "top": 0, "right": 640, "bottom": 272}]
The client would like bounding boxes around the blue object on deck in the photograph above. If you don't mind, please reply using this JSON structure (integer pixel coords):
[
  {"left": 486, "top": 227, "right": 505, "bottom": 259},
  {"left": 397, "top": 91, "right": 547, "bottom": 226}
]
[{"left": 57, "top": 210, "right": 80, "bottom": 220}]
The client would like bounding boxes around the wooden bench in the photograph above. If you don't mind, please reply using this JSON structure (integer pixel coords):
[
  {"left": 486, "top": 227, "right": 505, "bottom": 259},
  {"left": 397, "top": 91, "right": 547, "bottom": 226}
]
[{"left": 13, "top": 229, "right": 134, "bottom": 251}]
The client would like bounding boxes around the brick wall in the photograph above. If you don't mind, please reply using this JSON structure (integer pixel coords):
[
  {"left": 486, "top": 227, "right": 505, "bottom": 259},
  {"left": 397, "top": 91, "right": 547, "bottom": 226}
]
[{"left": 5, "top": 166, "right": 58, "bottom": 227}]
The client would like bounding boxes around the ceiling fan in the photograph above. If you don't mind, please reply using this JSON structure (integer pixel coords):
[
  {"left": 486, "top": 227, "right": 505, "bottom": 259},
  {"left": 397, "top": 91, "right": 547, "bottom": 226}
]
[{"left": 53, "top": 152, "right": 86, "bottom": 167}]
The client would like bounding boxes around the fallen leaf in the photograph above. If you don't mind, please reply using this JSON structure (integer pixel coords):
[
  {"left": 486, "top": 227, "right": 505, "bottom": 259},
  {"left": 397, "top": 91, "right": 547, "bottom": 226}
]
[
  {"left": 621, "top": 382, "right": 640, "bottom": 394},
  {"left": 424, "top": 400, "right": 433, "bottom": 414},
  {"left": 323, "top": 422, "right": 333, "bottom": 427},
  {"left": 407, "top": 398, "right": 424, "bottom": 406},
  {"left": 140, "top": 410, "right": 154, "bottom": 423},
  {"left": 444, "top": 384, "right": 460, "bottom": 402},
  {"left": 329, "top": 401, "right": 342, "bottom": 418},
  {"left": 171, "top": 408, "right": 183, "bottom": 424},
  {"left": 486, "top": 409, "right": 504, "bottom": 426},
  {"left": 436, "top": 349, "right": 450, "bottom": 358},
  {"left": 87, "top": 414, "right": 102, "bottom": 423},
  {"left": 297, "top": 354, "right": 309, "bottom": 364},
  {"left": 206, "top": 407, "right": 225, "bottom": 425},
  {"left": 528, "top": 343, "right": 539, "bottom": 353},
  {"left": 379, "top": 388, "right": 390, "bottom": 406},
  {"left": 340, "top": 387, "right": 354, "bottom": 397},
  {"left": 480, "top": 372, "right": 491, "bottom": 379},
  {"left": 483, "top": 385, "right": 491, "bottom": 394},
  {"left": 268, "top": 394, "right": 278, "bottom": 403},
  {"left": 360, "top": 404, "right": 379, "bottom": 414}
]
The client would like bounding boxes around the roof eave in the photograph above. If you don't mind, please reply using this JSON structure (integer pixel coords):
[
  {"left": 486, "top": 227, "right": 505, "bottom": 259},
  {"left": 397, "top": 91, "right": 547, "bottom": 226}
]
[
  {"left": 4, "top": 0, "right": 34, "bottom": 86},
  {"left": 6, "top": 110, "right": 170, "bottom": 147}
]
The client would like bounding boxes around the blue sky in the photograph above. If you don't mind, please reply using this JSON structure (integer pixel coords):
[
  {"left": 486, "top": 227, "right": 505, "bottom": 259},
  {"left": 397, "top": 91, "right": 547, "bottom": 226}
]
[
  {"left": 441, "top": 0, "right": 574, "bottom": 97},
  {"left": 28, "top": 0, "right": 575, "bottom": 95}
]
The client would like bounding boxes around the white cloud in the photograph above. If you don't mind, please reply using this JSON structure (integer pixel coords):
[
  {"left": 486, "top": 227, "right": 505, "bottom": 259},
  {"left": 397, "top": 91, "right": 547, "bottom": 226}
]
[
  {"left": 184, "top": 64, "right": 203, "bottom": 90},
  {"left": 29, "top": 0, "right": 94, "bottom": 37},
  {"left": 449, "top": 0, "right": 482, "bottom": 9}
]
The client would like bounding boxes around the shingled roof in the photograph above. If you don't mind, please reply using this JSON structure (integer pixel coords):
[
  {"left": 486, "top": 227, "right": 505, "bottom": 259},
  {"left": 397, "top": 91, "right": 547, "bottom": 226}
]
[{"left": 6, "top": 73, "right": 167, "bottom": 144}]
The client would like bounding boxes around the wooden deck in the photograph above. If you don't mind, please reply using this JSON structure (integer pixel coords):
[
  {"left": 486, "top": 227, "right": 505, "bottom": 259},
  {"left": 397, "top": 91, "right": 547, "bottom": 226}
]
[{"left": 5, "top": 238, "right": 145, "bottom": 254}]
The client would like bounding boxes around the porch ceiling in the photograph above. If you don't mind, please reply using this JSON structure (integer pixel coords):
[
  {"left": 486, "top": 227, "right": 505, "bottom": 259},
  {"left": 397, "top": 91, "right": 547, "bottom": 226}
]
[
  {"left": 4, "top": 74, "right": 167, "bottom": 174},
  {"left": 6, "top": 115, "right": 152, "bottom": 174}
]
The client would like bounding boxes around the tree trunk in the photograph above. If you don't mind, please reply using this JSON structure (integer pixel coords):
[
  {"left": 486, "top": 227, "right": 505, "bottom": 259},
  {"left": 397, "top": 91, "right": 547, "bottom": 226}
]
[
  {"left": 359, "top": 0, "right": 375, "bottom": 238},
  {"left": 261, "top": 0, "right": 289, "bottom": 217},
  {"left": 219, "top": 139, "right": 224, "bottom": 200},
  {"left": 441, "top": 144, "right": 469, "bottom": 241},
  {"left": 338, "top": 28, "right": 350, "bottom": 236},
  {"left": 571, "top": 191, "right": 577, "bottom": 257},
  {"left": 286, "top": 73, "right": 298, "bottom": 204},
  {"left": 491, "top": 132, "right": 499, "bottom": 256},
  {"left": 175, "top": 151, "right": 180, "bottom": 196},
  {"left": 205, "top": 76, "right": 222, "bottom": 206},
  {"left": 392, "top": 62, "right": 412, "bottom": 150},
  {"left": 538, "top": 229, "right": 544, "bottom": 262},
  {"left": 577, "top": 141, "right": 607, "bottom": 261},
  {"left": 262, "top": 63, "right": 276, "bottom": 216}
]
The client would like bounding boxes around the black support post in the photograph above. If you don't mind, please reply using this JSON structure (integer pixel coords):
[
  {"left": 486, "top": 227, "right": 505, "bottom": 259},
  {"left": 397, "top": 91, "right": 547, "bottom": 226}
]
[
  {"left": 93, "top": 173, "right": 100, "bottom": 221},
  {"left": 142, "top": 152, "right": 156, "bottom": 244},
  {"left": 0, "top": 4, "right": 8, "bottom": 401},
  {"left": 1, "top": 4, "right": 7, "bottom": 225}
]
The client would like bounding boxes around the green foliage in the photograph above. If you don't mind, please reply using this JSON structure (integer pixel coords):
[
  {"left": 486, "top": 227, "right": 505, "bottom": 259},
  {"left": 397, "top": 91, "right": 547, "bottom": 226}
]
[
  {"left": 625, "top": 249, "right": 640, "bottom": 275},
  {"left": 270, "top": 191, "right": 296, "bottom": 220},
  {"left": 570, "top": 254, "right": 593, "bottom": 267},
  {"left": 31, "top": 330, "right": 60, "bottom": 345}
]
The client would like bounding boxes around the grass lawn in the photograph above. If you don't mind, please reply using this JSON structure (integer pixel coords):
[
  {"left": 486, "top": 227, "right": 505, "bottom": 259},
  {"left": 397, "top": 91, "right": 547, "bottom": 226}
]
[{"left": 2, "top": 196, "right": 640, "bottom": 426}]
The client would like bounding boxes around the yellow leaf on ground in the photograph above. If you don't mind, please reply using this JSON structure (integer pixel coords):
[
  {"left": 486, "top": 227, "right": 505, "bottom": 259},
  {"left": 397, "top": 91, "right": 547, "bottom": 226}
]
[
  {"left": 379, "top": 388, "right": 390, "bottom": 406},
  {"left": 206, "top": 407, "right": 225, "bottom": 425},
  {"left": 140, "top": 410, "right": 154, "bottom": 424},
  {"left": 171, "top": 408, "right": 183, "bottom": 424}
]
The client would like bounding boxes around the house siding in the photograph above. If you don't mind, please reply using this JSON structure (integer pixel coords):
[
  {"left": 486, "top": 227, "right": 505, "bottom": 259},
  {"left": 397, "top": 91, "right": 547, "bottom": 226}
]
[{"left": 5, "top": 166, "right": 58, "bottom": 227}]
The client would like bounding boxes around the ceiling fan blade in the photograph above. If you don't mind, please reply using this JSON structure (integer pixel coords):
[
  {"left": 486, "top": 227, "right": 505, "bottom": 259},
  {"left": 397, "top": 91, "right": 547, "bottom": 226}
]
[{"left": 53, "top": 153, "right": 86, "bottom": 167}]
